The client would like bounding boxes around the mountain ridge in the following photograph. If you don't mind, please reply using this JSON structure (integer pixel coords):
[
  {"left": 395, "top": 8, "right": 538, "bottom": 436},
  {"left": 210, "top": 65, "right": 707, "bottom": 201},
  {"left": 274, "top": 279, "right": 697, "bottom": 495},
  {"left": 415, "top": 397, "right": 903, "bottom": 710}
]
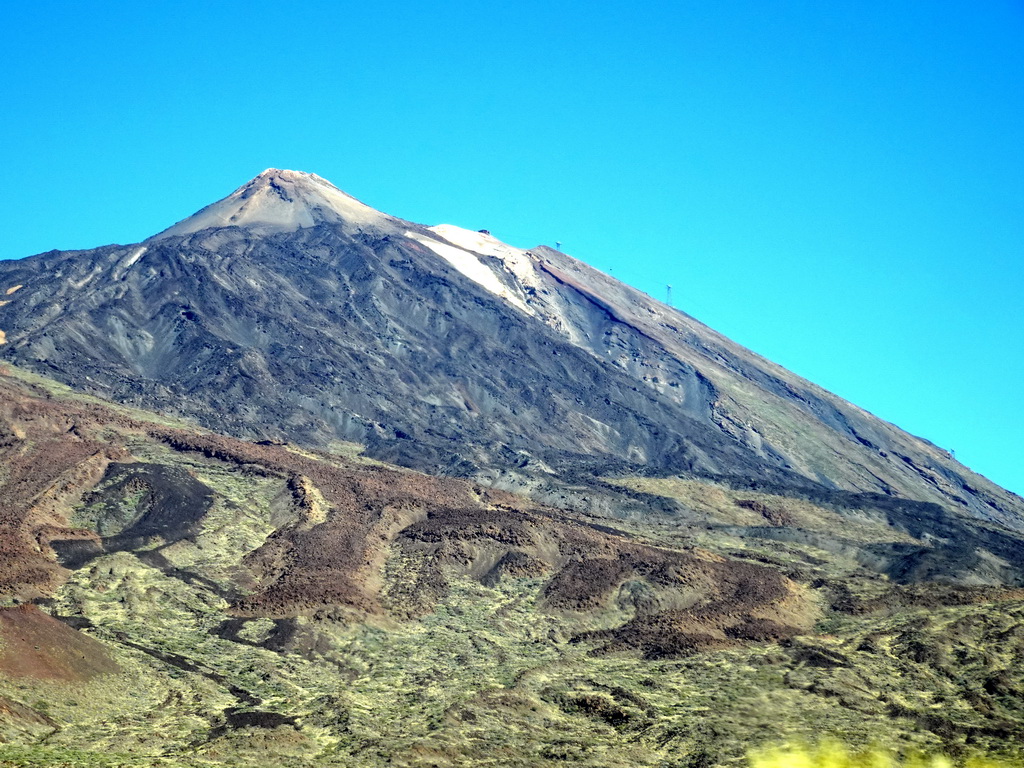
[
  {"left": 2, "top": 170, "right": 1024, "bottom": 765},
  {"left": 0, "top": 169, "right": 1019, "bottom": 536}
]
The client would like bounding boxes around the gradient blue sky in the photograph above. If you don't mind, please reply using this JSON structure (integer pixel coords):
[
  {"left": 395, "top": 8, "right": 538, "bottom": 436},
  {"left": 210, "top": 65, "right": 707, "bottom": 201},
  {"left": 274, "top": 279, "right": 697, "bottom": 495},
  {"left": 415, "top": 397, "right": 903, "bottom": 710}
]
[{"left": 2, "top": 1, "right": 1022, "bottom": 496}]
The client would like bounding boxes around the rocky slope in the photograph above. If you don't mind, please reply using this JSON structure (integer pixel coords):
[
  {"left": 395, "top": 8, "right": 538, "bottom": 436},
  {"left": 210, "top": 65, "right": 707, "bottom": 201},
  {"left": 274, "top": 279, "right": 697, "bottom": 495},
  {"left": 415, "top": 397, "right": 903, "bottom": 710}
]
[
  {"left": 1, "top": 170, "right": 1024, "bottom": 766},
  {"left": 0, "top": 170, "right": 1018, "bottom": 533},
  {"left": 0, "top": 365, "right": 1023, "bottom": 767}
]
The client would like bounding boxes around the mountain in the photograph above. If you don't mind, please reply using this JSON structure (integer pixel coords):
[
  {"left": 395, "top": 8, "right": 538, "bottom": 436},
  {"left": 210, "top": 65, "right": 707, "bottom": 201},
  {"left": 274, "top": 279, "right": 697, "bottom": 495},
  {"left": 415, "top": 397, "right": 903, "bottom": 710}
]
[
  {"left": 2, "top": 363, "right": 1024, "bottom": 767},
  {"left": 1, "top": 171, "right": 1023, "bottom": 766},
  {"left": 0, "top": 170, "right": 1019, "bottom": 531}
]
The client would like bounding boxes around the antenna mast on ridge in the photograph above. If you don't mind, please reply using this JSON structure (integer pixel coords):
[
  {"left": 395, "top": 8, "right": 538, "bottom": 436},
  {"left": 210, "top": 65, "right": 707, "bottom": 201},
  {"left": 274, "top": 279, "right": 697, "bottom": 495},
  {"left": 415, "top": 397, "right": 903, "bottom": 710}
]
[{"left": 666, "top": 284, "right": 673, "bottom": 307}]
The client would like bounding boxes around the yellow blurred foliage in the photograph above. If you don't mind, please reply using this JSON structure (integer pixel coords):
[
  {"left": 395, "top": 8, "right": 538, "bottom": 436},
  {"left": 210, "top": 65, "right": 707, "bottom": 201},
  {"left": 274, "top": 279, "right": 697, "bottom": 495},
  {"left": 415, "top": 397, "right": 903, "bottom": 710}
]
[{"left": 749, "top": 742, "right": 1017, "bottom": 768}]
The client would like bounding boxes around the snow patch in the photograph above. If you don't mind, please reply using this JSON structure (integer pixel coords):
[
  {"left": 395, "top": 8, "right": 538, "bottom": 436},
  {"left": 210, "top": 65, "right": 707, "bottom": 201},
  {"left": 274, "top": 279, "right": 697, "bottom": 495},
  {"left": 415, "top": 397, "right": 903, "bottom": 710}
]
[
  {"left": 70, "top": 266, "right": 102, "bottom": 290},
  {"left": 429, "top": 225, "right": 509, "bottom": 258},
  {"left": 108, "top": 246, "right": 147, "bottom": 282},
  {"left": 407, "top": 232, "right": 532, "bottom": 315},
  {"left": 429, "top": 224, "right": 545, "bottom": 297},
  {"left": 111, "top": 247, "right": 148, "bottom": 281},
  {"left": 121, "top": 246, "right": 147, "bottom": 270},
  {"left": 421, "top": 225, "right": 597, "bottom": 339}
]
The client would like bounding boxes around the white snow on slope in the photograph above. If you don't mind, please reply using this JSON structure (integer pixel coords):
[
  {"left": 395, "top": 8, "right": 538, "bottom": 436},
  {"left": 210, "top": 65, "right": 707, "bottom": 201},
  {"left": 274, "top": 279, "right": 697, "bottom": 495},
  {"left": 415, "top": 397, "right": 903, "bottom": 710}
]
[
  {"left": 428, "top": 225, "right": 543, "bottom": 293},
  {"left": 430, "top": 224, "right": 550, "bottom": 299},
  {"left": 110, "top": 246, "right": 147, "bottom": 282},
  {"left": 407, "top": 230, "right": 533, "bottom": 315},
  {"left": 122, "top": 246, "right": 147, "bottom": 269},
  {"left": 429, "top": 225, "right": 509, "bottom": 258}
]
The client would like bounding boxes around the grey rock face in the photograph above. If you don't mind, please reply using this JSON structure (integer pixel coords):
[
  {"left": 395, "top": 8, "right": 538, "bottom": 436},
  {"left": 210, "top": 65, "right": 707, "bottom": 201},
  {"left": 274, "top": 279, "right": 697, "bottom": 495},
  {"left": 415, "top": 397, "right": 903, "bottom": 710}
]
[{"left": 0, "top": 169, "right": 1020, "bottom": 532}]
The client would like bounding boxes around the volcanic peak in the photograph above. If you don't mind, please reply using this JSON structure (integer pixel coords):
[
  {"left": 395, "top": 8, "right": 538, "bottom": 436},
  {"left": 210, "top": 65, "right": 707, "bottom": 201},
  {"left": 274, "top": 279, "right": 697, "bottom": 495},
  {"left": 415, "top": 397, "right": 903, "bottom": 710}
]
[{"left": 152, "top": 168, "right": 395, "bottom": 240}]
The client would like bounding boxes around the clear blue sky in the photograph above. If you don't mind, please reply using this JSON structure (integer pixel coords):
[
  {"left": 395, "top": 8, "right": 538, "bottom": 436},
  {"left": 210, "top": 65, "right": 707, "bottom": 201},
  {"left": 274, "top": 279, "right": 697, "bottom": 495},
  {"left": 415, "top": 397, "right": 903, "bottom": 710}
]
[{"left": 2, "top": 1, "right": 1022, "bottom": 497}]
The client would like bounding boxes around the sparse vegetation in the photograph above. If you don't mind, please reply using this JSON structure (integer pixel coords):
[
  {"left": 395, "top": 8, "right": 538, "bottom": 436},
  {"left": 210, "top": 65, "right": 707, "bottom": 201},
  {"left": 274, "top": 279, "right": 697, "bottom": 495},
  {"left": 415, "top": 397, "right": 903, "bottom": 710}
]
[
  {"left": 748, "top": 741, "right": 1023, "bottom": 768},
  {"left": 1, "top": 364, "right": 1023, "bottom": 767}
]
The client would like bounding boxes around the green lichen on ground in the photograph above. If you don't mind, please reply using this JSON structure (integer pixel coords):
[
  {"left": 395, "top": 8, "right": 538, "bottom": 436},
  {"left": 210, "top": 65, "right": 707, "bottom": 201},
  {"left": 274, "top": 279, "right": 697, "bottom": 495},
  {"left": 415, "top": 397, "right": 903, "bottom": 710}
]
[
  {"left": 1, "top": 364, "right": 1022, "bottom": 767},
  {"left": 4, "top": 534, "right": 1020, "bottom": 768}
]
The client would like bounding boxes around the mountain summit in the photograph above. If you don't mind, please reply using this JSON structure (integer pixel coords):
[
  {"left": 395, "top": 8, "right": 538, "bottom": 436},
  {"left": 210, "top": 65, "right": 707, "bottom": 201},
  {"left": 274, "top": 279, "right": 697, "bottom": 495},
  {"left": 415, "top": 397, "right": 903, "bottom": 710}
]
[{"left": 152, "top": 168, "right": 398, "bottom": 239}]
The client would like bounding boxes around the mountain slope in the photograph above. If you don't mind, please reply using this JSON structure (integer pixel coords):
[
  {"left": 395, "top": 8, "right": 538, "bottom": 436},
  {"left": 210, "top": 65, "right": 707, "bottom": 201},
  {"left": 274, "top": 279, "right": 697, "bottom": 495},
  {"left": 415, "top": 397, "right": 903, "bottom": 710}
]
[
  {"left": 1, "top": 364, "right": 1024, "bottom": 766},
  {"left": 0, "top": 170, "right": 1018, "bottom": 537},
  {"left": 1, "top": 170, "right": 1022, "bottom": 767}
]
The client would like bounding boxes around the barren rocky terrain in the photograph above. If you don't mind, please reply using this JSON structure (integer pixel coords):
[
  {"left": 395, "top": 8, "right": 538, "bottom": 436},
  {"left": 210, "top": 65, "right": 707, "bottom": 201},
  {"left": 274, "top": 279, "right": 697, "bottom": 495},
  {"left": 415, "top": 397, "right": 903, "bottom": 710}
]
[
  {"left": 0, "top": 172, "right": 1019, "bottom": 532},
  {"left": 0, "top": 171, "right": 1022, "bottom": 766},
  {"left": 0, "top": 365, "right": 1021, "bottom": 766}
]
